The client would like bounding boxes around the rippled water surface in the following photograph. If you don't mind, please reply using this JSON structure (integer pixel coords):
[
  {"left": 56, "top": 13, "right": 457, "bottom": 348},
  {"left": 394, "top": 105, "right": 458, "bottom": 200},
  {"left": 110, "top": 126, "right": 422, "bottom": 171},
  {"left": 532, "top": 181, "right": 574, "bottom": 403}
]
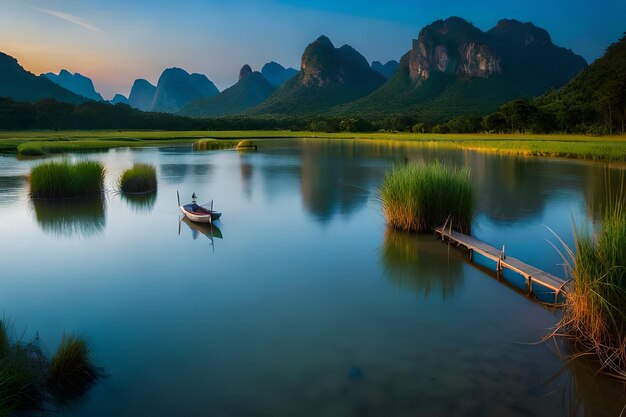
[{"left": 0, "top": 140, "right": 623, "bottom": 416}]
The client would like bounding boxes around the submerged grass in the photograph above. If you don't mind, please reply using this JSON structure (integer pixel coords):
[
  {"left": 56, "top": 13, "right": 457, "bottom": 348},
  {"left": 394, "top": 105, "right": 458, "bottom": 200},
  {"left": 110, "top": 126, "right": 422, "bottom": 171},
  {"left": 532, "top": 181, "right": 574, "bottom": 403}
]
[
  {"left": 118, "top": 163, "right": 157, "bottom": 194},
  {"left": 379, "top": 162, "right": 475, "bottom": 233},
  {"left": 0, "top": 321, "right": 101, "bottom": 414},
  {"left": 552, "top": 174, "right": 626, "bottom": 380},
  {"left": 47, "top": 335, "right": 100, "bottom": 404},
  {"left": 30, "top": 160, "right": 105, "bottom": 199}
]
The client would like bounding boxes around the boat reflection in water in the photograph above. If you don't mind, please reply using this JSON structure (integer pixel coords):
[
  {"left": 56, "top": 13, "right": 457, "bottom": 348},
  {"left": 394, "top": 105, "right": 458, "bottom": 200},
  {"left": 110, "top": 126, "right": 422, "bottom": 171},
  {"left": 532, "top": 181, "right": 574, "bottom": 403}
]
[
  {"left": 180, "top": 216, "right": 223, "bottom": 250},
  {"left": 32, "top": 197, "right": 106, "bottom": 238}
]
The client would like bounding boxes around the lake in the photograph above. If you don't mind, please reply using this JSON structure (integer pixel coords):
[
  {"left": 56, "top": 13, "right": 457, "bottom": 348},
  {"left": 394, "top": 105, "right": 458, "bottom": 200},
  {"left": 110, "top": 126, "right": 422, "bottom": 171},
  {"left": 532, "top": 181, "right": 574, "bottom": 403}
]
[{"left": 0, "top": 139, "right": 623, "bottom": 416}]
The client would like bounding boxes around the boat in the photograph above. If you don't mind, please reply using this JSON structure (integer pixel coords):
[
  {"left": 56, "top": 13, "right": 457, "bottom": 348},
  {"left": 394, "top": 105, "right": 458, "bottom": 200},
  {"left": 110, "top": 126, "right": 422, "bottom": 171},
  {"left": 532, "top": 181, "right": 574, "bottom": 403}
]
[{"left": 178, "top": 192, "right": 222, "bottom": 223}]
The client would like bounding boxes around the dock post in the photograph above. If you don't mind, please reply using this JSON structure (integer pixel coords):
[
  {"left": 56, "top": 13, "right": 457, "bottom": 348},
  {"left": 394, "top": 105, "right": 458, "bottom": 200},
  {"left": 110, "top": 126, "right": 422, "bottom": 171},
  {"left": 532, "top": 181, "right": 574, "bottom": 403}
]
[
  {"left": 468, "top": 248, "right": 473, "bottom": 262},
  {"left": 526, "top": 275, "right": 533, "bottom": 296},
  {"left": 496, "top": 259, "right": 502, "bottom": 280}
]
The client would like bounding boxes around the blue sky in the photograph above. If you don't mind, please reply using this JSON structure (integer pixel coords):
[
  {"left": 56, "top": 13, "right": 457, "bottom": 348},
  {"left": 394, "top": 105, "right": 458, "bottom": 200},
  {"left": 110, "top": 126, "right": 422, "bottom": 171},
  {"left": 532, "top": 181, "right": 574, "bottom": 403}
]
[{"left": 0, "top": 0, "right": 623, "bottom": 99}]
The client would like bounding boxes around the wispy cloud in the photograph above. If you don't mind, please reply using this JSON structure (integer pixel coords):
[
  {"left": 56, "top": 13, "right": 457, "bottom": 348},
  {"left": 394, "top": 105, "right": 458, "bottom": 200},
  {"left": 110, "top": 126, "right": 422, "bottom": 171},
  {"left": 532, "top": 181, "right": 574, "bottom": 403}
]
[{"left": 30, "top": 6, "right": 103, "bottom": 33}]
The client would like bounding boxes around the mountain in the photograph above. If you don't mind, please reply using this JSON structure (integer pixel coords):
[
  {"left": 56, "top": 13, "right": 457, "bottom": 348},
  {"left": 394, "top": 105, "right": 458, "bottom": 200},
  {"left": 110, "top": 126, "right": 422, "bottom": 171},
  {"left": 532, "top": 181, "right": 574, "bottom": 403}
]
[
  {"left": 371, "top": 60, "right": 399, "bottom": 79},
  {"left": 536, "top": 34, "right": 626, "bottom": 133},
  {"left": 261, "top": 61, "right": 298, "bottom": 86},
  {"left": 0, "top": 52, "right": 87, "bottom": 104},
  {"left": 250, "top": 36, "right": 386, "bottom": 115},
  {"left": 110, "top": 94, "right": 129, "bottom": 105},
  {"left": 181, "top": 64, "right": 276, "bottom": 117},
  {"left": 151, "top": 68, "right": 219, "bottom": 113},
  {"left": 44, "top": 70, "right": 104, "bottom": 101},
  {"left": 128, "top": 79, "right": 156, "bottom": 111},
  {"left": 336, "top": 17, "right": 587, "bottom": 120}
]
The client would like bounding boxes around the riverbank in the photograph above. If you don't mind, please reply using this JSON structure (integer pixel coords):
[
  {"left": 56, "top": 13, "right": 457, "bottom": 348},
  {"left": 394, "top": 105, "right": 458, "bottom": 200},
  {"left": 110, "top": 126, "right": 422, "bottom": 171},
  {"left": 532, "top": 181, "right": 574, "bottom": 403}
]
[{"left": 1, "top": 130, "right": 626, "bottom": 161}]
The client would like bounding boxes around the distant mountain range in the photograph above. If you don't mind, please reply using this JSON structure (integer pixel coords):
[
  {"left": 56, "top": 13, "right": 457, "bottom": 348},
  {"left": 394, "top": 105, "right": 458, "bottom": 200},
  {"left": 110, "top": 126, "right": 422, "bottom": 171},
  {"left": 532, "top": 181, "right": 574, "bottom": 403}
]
[
  {"left": 249, "top": 36, "right": 386, "bottom": 115},
  {"left": 0, "top": 16, "right": 594, "bottom": 123},
  {"left": 334, "top": 17, "right": 587, "bottom": 120},
  {"left": 149, "top": 68, "right": 219, "bottom": 113},
  {"left": 0, "top": 52, "right": 87, "bottom": 104},
  {"left": 128, "top": 79, "right": 156, "bottom": 111},
  {"left": 110, "top": 94, "right": 129, "bottom": 105},
  {"left": 180, "top": 65, "right": 276, "bottom": 117},
  {"left": 371, "top": 60, "right": 399, "bottom": 79},
  {"left": 44, "top": 70, "right": 104, "bottom": 101},
  {"left": 261, "top": 62, "right": 298, "bottom": 87}
]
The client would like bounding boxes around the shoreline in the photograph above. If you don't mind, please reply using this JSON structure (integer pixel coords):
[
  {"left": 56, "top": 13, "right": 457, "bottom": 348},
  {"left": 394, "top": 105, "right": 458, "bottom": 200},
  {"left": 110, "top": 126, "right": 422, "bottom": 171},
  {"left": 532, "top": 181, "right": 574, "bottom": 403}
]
[{"left": 1, "top": 130, "right": 626, "bottom": 162}]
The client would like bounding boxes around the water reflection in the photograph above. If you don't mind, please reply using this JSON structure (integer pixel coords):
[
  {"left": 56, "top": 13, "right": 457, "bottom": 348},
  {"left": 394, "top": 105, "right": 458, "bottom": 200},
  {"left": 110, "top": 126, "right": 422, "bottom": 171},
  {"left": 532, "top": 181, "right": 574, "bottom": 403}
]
[
  {"left": 584, "top": 167, "right": 626, "bottom": 221},
  {"left": 566, "top": 357, "right": 626, "bottom": 416},
  {"left": 181, "top": 217, "right": 223, "bottom": 242},
  {"left": 299, "top": 140, "right": 383, "bottom": 221},
  {"left": 0, "top": 174, "right": 27, "bottom": 206},
  {"left": 32, "top": 197, "right": 106, "bottom": 238},
  {"left": 121, "top": 192, "right": 157, "bottom": 213},
  {"left": 239, "top": 155, "right": 253, "bottom": 199},
  {"left": 160, "top": 164, "right": 189, "bottom": 184},
  {"left": 381, "top": 228, "right": 464, "bottom": 299}
]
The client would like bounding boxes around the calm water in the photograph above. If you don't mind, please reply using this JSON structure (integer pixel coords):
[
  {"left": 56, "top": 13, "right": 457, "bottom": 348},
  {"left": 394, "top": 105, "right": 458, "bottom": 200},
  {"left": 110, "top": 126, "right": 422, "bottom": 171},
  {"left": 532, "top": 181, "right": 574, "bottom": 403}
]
[{"left": 0, "top": 139, "right": 624, "bottom": 416}]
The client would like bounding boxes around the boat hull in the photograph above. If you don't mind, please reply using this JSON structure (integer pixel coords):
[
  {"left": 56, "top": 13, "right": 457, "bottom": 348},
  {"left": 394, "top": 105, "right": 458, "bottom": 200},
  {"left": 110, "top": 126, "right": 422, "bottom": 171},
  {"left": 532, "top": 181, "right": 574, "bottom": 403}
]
[{"left": 180, "top": 206, "right": 212, "bottom": 223}]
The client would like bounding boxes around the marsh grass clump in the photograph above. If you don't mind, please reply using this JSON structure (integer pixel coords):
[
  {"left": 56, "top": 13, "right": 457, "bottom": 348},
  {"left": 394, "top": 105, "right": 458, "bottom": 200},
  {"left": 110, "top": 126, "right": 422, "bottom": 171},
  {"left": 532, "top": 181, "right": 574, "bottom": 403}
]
[
  {"left": 379, "top": 161, "right": 474, "bottom": 233},
  {"left": 47, "top": 335, "right": 100, "bottom": 404},
  {"left": 193, "top": 139, "right": 238, "bottom": 151},
  {"left": 30, "top": 160, "right": 105, "bottom": 199},
  {"left": 0, "top": 321, "right": 8, "bottom": 360},
  {"left": 553, "top": 176, "right": 626, "bottom": 380},
  {"left": 0, "top": 322, "right": 102, "bottom": 414},
  {"left": 118, "top": 163, "right": 157, "bottom": 194}
]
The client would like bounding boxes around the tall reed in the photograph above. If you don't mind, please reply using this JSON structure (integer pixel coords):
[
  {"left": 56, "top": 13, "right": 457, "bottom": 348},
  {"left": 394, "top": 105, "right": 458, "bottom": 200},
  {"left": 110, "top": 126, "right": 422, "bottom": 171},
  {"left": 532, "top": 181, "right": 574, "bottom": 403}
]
[
  {"left": 30, "top": 160, "right": 105, "bottom": 199},
  {"left": 554, "top": 174, "right": 626, "bottom": 380},
  {"left": 379, "top": 161, "right": 474, "bottom": 233},
  {"left": 118, "top": 163, "right": 157, "bottom": 194}
]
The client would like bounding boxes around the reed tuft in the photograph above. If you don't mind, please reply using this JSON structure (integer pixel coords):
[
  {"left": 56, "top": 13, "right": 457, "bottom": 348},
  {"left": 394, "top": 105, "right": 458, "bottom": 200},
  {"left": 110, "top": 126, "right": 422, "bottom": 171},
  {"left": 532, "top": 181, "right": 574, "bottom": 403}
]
[
  {"left": 379, "top": 161, "right": 474, "bottom": 233},
  {"left": 30, "top": 160, "right": 105, "bottom": 199},
  {"left": 118, "top": 163, "right": 157, "bottom": 194}
]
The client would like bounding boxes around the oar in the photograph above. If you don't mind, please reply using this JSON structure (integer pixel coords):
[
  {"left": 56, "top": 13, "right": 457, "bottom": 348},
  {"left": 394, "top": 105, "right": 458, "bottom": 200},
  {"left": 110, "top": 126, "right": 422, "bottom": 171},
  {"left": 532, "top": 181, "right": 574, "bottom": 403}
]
[
  {"left": 178, "top": 216, "right": 182, "bottom": 236},
  {"left": 177, "top": 190, "right": 180, "bottom": 207}
]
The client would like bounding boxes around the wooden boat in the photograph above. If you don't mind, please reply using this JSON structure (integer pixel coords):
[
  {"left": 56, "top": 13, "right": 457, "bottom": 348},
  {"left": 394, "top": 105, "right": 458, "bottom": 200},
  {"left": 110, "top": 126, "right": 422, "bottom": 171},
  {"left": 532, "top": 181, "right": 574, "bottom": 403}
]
[{"left": 177, "top": 192, "right": 221, "bottom": 223}]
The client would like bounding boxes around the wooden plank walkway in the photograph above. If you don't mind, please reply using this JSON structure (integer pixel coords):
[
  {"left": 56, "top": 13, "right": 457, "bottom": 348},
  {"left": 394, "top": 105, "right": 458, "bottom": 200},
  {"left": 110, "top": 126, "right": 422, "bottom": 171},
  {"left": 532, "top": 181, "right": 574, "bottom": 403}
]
[{"left": 434, "top": 226, "right": 569, "bottom": 304}]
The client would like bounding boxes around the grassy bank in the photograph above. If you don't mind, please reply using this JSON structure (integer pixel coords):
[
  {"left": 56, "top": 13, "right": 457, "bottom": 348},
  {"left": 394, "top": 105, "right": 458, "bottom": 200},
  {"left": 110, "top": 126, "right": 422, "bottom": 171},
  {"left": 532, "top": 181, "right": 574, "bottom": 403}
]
[
  {"left": 379, "top": 162, "right": 474, "bottom": 233},
  {"left": 119, "top": 163, "right": 157, "bottom": 194},
  {"left": 554, "top": 180, "right": 626, "bottom": 380},
  {"left": 1, "top": 130, "right": 626, "bottom": 161},
  {"left": 30, "top": 160, "right": 105, "bottom": 199}
]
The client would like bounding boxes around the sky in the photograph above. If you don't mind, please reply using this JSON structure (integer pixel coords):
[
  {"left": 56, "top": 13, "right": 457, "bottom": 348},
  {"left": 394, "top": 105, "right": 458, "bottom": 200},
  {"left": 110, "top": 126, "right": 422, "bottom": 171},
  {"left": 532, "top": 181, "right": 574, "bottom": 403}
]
[{"left": 0, "top": 0, "right": 624, "bottom": 99}]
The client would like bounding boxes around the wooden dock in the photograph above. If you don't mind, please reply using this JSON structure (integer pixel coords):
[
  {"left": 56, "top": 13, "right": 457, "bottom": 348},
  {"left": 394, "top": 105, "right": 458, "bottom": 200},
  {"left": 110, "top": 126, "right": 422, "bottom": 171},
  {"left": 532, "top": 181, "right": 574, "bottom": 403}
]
[{"left": 434, "top": 226, "right": 569, "bottom": 304}]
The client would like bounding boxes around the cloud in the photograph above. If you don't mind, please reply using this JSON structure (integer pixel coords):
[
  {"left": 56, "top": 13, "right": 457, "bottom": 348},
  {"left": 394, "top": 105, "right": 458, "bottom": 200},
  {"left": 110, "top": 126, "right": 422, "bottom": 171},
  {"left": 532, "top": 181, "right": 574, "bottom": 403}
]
[{"left": 30, "top": 6, "right": 103, "bottom": 33}]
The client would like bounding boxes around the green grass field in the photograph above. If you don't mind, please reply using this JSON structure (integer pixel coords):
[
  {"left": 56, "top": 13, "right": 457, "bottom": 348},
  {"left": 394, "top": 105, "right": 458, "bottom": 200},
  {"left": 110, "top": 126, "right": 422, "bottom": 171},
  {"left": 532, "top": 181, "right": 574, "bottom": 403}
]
[{"left": 1, "top": 130, "right": 626, "bottom": 161}]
